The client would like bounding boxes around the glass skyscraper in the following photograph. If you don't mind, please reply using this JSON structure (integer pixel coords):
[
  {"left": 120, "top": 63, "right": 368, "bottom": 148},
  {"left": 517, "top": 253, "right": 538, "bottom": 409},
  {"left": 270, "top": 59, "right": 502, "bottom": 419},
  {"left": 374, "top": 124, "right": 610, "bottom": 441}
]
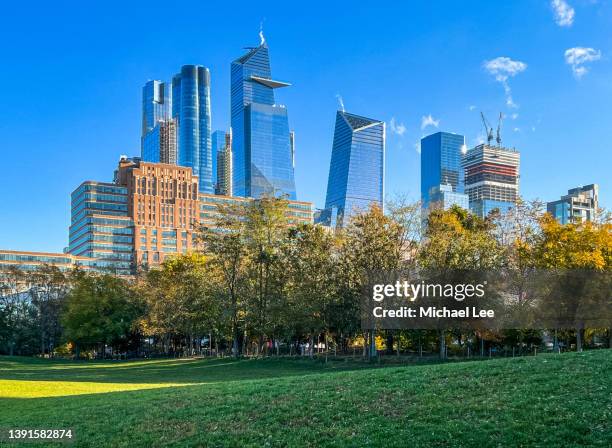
[
  {"left": 420, "top": 131, "right": 468, "bottom": 210},
  {"left": 141, "top": 80, "right": 176, "bottom": 164},
  {"left": 172, "top": 65, "right": 213, "bottom": 193},
  {"left": 319, "top": 111, "right": 385, "bottom": 227},
  {"left": 142, "top": 80, "right": 170, "bottom": 136},
  {"left": 230, "top": 41, "right": 296, "bottom": 199},
  {"left": 211, "top": 130, "right": 226, "bottom": 193}
]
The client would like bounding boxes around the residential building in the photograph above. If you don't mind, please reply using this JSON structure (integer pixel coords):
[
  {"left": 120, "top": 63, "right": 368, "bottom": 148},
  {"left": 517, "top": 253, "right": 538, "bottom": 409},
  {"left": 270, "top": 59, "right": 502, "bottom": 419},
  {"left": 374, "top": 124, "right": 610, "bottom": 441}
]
[
  {"left": 547, "top": 184, "right": 599, "bottom": 224},
  {"left": 172, "top": 65, "right": 213, "bottom": 193},
  {"left": 216, "top": 130, "right": 232, "bottom": 196},
  {"left": 421, "top": 131, "right": 468, "bottom": 210},
  {"left": 230, "top": 39, "right": 296, "bottom": 199},
  {"left": 318, "top": 110, "right": 385, "bottom": 227},
  {"left": 462, "top": 144, "right": 520, "bottom": 218}
]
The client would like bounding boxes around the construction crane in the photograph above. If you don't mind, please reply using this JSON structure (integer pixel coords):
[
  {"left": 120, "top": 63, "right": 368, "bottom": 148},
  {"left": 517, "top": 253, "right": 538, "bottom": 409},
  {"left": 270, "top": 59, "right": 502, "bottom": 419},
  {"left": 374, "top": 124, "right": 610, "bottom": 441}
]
[
  {"left": 496, "top": 112, "right": 503, "bottom": 147},
  {"left": 480, "top": 112, "right": 494, "bottom": 145}
]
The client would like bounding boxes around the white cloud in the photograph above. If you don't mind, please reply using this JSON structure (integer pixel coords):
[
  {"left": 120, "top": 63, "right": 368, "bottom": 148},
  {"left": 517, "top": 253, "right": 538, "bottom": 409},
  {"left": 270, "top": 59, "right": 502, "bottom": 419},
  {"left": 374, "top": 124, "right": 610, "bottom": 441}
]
[
  {"left": 511, "top": 113, "right": 519, "bottom": 120},
  {"left": 551, "top": 0, "right": 575, "bottom": 27},
  {"left": 389, "top": 117, "right": 406, "bottom": 136},
  {"left": 421, "top": 114, "right": 440, "bottom": 130},
  {"left": 564, "top": 47, "right": 602, "bottom": 78},
  {"left": 483, "top": 57, "right": 527, "bottom": 109},
  {"left": 335, "top": 94, "right": 345, "bottom": 112},
  {"left": 468, "top": 105, "right": 477, "bottom": 111},
  {"left": 414, "top": 140, "right": 421, "bottom": 154},
  {"left": 513, "top": 127, "right": 521, "bottom": 133}
]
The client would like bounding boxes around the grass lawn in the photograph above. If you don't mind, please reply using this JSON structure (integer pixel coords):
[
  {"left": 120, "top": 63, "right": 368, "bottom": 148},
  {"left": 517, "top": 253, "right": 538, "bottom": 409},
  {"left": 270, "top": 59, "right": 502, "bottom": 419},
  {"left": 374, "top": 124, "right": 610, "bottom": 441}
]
[{"left": 0, "top": 351, "right": 611, "bottom": 447}]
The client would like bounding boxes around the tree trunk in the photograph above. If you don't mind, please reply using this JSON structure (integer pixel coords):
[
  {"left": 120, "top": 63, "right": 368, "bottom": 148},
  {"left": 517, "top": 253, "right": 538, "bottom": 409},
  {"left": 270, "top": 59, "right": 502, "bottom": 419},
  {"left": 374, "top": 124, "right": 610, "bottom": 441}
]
[
  {"left": 439, "top": 329, "right": 446, "bottom": 360},
  {"left": 369, "top": 329, "right": 377, "bottom": 359},
  {"left": 576, "top": 327, "right": 583, "bottom": 352}
]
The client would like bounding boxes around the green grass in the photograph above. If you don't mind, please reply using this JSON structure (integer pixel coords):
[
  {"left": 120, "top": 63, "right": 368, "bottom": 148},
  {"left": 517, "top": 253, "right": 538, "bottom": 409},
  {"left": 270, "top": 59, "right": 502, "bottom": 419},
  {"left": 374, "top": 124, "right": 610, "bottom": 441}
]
[{"left": 1, "top": 351, "right": 611, "bottom": 447}]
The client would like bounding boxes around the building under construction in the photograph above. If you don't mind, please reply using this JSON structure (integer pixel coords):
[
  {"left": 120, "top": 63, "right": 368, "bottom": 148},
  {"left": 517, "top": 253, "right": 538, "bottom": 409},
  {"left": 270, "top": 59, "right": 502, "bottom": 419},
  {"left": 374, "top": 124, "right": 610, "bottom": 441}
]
[{"left": 462, "top": 143, "right": 520, "bottom": 218}]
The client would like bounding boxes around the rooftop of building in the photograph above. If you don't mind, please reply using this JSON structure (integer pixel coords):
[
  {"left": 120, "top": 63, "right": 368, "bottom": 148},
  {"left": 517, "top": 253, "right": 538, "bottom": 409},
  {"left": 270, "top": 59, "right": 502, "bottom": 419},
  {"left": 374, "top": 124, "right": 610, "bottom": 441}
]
[{"left": 339, "top": 111, "right": 383, "bottom": 131}]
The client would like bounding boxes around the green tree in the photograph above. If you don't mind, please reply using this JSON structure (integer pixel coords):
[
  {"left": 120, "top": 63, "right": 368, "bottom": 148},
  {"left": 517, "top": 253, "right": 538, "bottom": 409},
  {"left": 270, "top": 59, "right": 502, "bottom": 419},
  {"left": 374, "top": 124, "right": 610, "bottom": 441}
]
[
  {"left": 198, "top": 201, "right": 249, "bottom": 357},
  {"left": 28, "top": 265, "right": 69, "bottom": 355},
  {"left": 285, "top": 224, "right": 337, "bottom": 358},
  {"left": 62, "top": 273, "right": 143, "bottom": 357},
  {"left": 339, "top": 204, "right": 404, "bottom": 359},
  {"left": 242, "top": 196, "right": 291, "bottom": 355},
  {"left": 139, "top": 253, "right": 219, "bottom": 356},
  {"left": 420, "top": 206, "right": 504, "bottom": 358}
]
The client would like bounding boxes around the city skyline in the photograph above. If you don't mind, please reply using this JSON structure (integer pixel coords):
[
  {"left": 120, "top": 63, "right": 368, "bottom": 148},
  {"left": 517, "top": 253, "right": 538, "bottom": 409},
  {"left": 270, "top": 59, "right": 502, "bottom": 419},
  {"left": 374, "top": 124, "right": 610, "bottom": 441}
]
[{"left": 1, "top": 1, "right": 611, "bottom": 251}]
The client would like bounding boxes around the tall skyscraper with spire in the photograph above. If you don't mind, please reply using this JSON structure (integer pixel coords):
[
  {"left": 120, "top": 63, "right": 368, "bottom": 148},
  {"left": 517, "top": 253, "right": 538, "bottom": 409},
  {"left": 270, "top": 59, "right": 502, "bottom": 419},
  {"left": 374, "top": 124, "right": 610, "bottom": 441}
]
[
  {"left": 318, "top": 111, "right": 385, "bottom": 227},
  {"left": 172, "top": 65, "right": 213, "bottom": 193},
  {"left": 230, "top": 35, "right": 296, "bottom": 199}
]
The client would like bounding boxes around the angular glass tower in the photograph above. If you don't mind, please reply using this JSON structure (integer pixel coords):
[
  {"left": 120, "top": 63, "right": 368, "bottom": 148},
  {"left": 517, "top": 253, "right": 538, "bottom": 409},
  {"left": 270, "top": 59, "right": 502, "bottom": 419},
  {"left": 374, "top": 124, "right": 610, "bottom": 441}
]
[
  {"left": 321, "top": 111, "right": 385, "bottom": 226},
  {"left": 420, "top": 131, "right": 468, "bottom": 210},
  {"left": 231, "top": 40, "right": 296, "bottom": 199},
  {"left": 172, "top": 65, "right": 213, "bottom": 193}
]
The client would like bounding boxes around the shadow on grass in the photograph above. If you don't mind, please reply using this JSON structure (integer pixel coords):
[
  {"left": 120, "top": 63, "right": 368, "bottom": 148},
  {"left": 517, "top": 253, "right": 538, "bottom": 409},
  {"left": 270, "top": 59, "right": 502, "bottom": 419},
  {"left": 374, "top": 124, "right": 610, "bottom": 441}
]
[{"left": 0, "top": 356, "right": 372, "bottom": 384}]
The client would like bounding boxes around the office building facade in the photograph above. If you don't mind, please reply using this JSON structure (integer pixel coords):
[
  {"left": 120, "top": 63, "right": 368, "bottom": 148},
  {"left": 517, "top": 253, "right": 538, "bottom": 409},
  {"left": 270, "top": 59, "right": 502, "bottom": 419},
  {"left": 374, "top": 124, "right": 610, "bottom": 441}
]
[
  {"left": 114, "top": 158, "right": 200, "bottom": 267},
  {"left": 547, "top": 184, "right": 599, "bottom": 224},
  {"left": 67, "top": 181, "right": 134, "bottom": 275},
  {"left": 428, "top": 184, "right": 469, "bottom": 211},
  {"left": 319, "top": 111, "right": 385, "bottom": 227},
  {"left": 462, "top": 144, "right": 520, "bottom": 218},
  {"left": 421, "top": 131, "right": 468, "bottom": 210},
  {"left": 172, "top": 65, "right": 213, "bottom": 193},
  {"left": 231, "top": 41, "right": 296, "bottom": 199}
]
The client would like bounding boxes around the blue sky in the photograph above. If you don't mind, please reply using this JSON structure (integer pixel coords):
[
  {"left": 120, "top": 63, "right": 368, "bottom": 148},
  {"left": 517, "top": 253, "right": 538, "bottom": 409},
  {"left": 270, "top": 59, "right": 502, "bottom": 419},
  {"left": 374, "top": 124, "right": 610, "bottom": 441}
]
[{"left": 1, "top": 0, "right": 611, "bottom": 252}]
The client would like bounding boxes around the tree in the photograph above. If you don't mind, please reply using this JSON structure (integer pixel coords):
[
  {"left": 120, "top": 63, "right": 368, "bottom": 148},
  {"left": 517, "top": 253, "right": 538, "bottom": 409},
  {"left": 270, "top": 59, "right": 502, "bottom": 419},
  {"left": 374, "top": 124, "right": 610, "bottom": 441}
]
[
  {"left": 284, "top": 224, "right": 337, "bottom": 358},
  {"left": 339, "top": 204, "right": 404, "bottom": 359},
  {"left": 242, "top": 196, "right": 291, "bottom": 355},
  {"left": 420, "top": 206, "right": 504, "bottom": 358},
  {"left": 198, "top": 201, "right": 249, "bottom": 357},
  {"left": 139, "top": 253, "right": 219, "bottom": 356},
  {"left": 28, "top": 265, "right": 69, "bottom": 355},
  {"left": 492, "top": 199, "right": 545, "bottom": 352},
  {"left": 62, "top": 273, "right": 143, "bottom": 357},
  {"left": 0, "top": 267, "right": 39, "bottom": 355},
  {"left": 534, "top": 214, "right": 612, "bottom": 351}
]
